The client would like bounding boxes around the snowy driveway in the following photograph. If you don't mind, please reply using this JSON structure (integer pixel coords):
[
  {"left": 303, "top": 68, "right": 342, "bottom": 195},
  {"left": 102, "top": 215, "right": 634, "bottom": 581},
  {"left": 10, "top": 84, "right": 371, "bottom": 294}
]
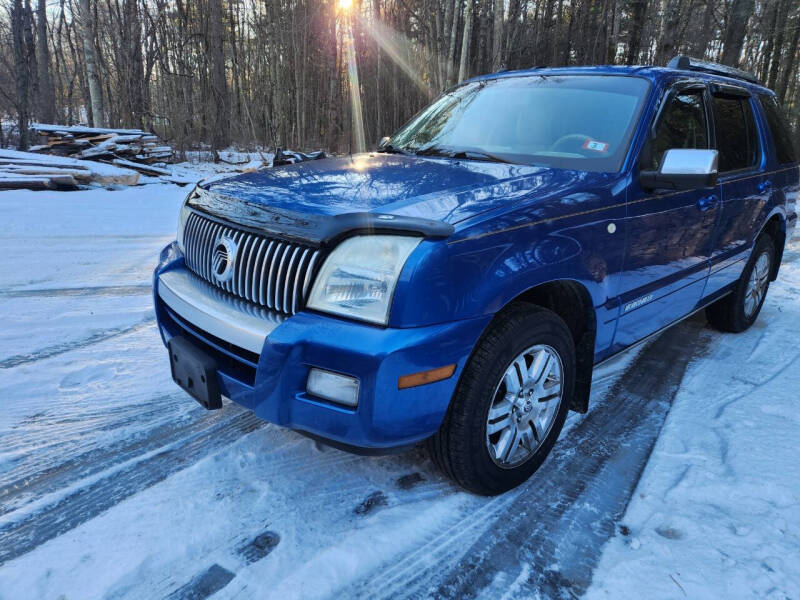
[{"left": 1, "top": 185, "right": 798, "bottom": 599}]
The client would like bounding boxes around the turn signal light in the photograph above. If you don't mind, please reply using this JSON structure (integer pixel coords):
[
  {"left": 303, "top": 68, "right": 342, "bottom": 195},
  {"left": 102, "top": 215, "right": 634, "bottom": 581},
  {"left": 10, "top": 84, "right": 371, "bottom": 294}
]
[{"left": 398, "top": 364, "right": 456, "bottom": 390}]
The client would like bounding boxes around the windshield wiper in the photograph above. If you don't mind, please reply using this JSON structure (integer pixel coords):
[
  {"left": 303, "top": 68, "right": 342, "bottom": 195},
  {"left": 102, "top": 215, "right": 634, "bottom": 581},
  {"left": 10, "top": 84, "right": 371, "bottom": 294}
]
[
  {"left": 413, "top": 145, "right": 453, "bottom": 158},
  {"left": 414, "top": 145, "right": 514, "bottom": 164},
  {"left": 450, "top": 149, "right": 514, "bottom": 164},
  {"left": 377, "top": 143, "right": 412, "bottom": 155}
]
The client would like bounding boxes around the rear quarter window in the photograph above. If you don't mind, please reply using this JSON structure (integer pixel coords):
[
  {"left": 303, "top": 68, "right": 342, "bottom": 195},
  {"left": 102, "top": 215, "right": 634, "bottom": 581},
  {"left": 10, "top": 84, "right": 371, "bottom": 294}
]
[
  {"left": 758, "top": 94, "right": 798, "bottom": 165},
  {"left": 711, "top": 94, "right": 760, "bottom": 172}
]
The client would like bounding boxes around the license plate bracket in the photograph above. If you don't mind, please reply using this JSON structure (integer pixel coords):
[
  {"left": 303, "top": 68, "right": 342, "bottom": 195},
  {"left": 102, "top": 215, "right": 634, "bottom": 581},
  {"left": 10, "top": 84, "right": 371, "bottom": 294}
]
[{"left": 168, "top": 336, "right": 222, "bottom": 410}]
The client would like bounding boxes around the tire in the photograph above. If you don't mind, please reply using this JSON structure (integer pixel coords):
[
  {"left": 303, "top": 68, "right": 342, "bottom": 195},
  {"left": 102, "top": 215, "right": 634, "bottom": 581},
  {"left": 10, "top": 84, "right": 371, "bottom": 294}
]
[
  {"left": 706, "top": 234, "right": 775, "bottom": 333},
  {"left": 428, "top": 302, "right": 575, "bottom": 495}
]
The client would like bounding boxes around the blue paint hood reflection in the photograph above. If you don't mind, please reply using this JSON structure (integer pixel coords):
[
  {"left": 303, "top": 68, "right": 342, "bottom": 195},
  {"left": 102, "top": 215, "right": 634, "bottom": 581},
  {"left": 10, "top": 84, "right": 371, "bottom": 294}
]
[{"left": 200, "top": 153, "right": 605, "bottom": 238}]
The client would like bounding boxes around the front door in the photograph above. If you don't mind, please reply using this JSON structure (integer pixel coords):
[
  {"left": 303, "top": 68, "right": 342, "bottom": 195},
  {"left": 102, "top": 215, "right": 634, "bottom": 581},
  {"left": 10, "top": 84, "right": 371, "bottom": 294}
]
[{"left": 613, "top": 82, "right": 719, "bottom": 350}]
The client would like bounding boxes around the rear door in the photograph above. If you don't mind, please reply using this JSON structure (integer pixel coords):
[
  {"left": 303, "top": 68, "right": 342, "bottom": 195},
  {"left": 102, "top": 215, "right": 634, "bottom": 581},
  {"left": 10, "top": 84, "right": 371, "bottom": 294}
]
[
  {"left": 755, "top": 94, "right": 799, "bottom": 246},
  {"left": 613, "top": 81, "right": 719, "bottom": 350},
  {"left": 705, "top": 85, "right": 766, "bottom": 295}
]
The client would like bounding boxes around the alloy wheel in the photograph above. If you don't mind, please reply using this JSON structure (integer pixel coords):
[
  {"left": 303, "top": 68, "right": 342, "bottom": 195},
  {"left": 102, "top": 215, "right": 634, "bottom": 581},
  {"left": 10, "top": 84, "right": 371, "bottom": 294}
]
[
  {"left": 744, "top": 251, "right": 770, "bottom": 318},
  {"left": 485, "top": 344, "right": 564, "bottom": 468}
]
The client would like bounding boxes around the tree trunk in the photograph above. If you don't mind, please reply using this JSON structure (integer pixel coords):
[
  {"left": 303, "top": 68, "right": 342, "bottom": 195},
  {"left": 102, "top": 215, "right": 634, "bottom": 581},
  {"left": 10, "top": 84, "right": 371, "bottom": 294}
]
[
  {"left": 505, "top": 0, "right": 523, "bottom": 67},
  {"left": 766, "top": 0, "right": 790, "bottom": 89},
  {"left": 79, "top": 0, "right": 105, "bottom": 127},
  {"left": 440, "top": 0, "right": 451, "bottom": 87},
  {"left": 626, "top": 0, "right": 647, "bottom": 65},
  {"left": 655, "top": 0, "right": 682, "bottom": 65},
  {"left": 720, "top": 0, "right": 754, "bottom": 67},
  {"left": 11, "top": 0, "right": 30, "bottom": 149},
  {"left": 775, "top": 11, "right": 800, "bottom": 103},
  {"left": 121, "top": 0, "right": 145, "bottom": 128},
  {"left": 208, "top": 0, "right": 230, "bottom": 152},
  {"left": 458, "top": 0, "right": 474, "bottom": 82},
  {"left": 446, "top": 0, "right": 460, "bottom": 86},
  {"left": 690, "top": 0, "right": 714, "bottom": 58},
  {"left": 24, "top": 1, "right": 39, "bottom": 119},
  {"left": 35, "top": 0, "right": 55, "bottom": 123},
  {"left": 492, "top": 0, "right": 504, "bottom": 71}
]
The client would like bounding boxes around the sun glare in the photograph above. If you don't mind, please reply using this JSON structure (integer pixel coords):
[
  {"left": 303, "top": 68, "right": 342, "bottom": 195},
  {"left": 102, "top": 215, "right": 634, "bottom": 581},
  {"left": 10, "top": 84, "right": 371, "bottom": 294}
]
[{"left": 338, "top": 0, "right": 353, "bottom": 11}]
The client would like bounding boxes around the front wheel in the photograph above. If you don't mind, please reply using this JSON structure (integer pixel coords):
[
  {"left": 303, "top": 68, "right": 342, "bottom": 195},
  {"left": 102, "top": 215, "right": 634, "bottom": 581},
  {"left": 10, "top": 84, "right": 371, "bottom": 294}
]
[
  {"left": 428, "top": 303, "right": 575, "bottom": 495},
  {"left": 706, "top": 235, "right": 774, "bottom": 333}
]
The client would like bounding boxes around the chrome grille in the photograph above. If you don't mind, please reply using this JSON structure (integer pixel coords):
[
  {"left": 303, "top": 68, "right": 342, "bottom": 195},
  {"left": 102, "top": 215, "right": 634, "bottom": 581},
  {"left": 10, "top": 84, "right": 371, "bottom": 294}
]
[{"left": 182, "top": 211, "right": 320, "bottom": 315}]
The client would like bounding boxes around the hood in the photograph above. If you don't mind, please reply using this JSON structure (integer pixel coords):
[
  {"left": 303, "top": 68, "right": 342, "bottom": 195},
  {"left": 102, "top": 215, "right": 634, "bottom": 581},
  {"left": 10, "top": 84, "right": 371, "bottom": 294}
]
[{"left": 201, "top": 153, "right": 608, "bottom": 227}]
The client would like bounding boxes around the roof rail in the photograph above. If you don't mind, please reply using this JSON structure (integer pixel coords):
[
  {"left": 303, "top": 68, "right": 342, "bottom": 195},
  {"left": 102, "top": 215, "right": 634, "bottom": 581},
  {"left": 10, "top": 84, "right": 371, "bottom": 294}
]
[{"left": 667, "top": 55, "right": 760, "bottom": 85}]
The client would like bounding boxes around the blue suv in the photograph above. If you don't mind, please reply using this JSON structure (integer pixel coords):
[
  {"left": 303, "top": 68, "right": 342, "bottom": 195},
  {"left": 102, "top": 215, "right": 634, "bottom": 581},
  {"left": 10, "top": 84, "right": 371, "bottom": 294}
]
[{"left": 154, "top": 56, "right": 798, "bottom": 494}]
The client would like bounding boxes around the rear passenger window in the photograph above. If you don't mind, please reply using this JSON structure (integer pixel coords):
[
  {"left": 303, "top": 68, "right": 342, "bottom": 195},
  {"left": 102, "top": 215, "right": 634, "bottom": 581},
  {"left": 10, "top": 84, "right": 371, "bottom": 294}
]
[
  {"left": 711, "top": 95, "right": 760, "bottom": 172},
  {"left": 649, "top": 91, "right": 709, "bottom": 169},
  {"left": 758, "top": 94, "right": 798, "bottom": 165}
]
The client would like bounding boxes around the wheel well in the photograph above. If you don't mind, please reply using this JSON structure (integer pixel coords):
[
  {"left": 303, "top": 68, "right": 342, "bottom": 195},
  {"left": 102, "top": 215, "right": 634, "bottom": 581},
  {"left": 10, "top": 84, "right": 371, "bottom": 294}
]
[
  {"left": 761, "top": 215, "right": 785, "bottom": 281},
  {"left": 513, "top": 280, "right": 596, "bottom": 413}
]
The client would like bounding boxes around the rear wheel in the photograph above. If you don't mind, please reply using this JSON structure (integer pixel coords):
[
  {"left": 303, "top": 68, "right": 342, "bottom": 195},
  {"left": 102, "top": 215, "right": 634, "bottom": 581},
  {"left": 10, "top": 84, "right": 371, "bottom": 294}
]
[
  {"left": 706, "top": 235, "right": 774, "bottom": 333},
  {"left": 428, "top": 303, "right": 575, "bottom": 495}
]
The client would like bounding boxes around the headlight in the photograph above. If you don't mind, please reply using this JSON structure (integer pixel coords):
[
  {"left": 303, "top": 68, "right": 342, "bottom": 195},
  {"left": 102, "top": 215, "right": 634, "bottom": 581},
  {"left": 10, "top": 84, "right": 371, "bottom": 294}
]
[
  {"left": 307, "top": 235, "right": 422, "bottom": 325},
  {"left": 176, "top": 190, "right": 194, "bottom": 252}
]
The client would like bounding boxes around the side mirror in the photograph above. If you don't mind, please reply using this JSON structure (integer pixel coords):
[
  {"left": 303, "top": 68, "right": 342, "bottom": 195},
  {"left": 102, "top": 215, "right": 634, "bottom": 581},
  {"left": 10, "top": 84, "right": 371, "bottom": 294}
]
[
  {"left": 378, "top": 136, "right": 391, "bottom": 149},
  {"left": 640, "top": 149, "right": 719, "bottom": 191}
]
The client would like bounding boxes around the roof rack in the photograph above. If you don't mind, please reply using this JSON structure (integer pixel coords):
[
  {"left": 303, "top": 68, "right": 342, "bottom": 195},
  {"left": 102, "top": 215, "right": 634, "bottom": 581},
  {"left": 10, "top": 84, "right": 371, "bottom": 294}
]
[{"left": 667, "top": 55, "right": 760, "bottom": 85}]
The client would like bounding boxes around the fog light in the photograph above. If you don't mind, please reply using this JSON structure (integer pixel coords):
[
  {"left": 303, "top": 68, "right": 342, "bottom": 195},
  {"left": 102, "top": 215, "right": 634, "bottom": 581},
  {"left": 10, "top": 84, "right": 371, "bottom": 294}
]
[{"left": 306, "top": 368, "right": 359, "bottom": 407}]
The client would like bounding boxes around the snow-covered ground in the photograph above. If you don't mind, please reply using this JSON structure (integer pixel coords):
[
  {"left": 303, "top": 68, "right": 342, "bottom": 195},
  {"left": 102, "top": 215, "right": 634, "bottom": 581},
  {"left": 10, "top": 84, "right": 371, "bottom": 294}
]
[
  {"left": 0, "top": 179, "right": 797, "bottom": 599},
  {"left": 586, "top": 240, "right": 800, "bottom": 600}
]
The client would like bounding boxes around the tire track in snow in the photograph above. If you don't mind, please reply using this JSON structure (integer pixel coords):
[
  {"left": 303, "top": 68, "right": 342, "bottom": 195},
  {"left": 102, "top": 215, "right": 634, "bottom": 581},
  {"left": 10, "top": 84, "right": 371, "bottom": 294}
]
[
  {"left": 0, "top": 410, "right": 263, "bottom": 566},
  {"left": 0, "top": 284, "right": 152, "bottom": 299},
  {"left": 0, "top": 394, "right": 191, "bottom": 495},
  {"left": 0, "top": 411, "right": 384, "bottom": 569},
  {"left": 343, "top": 317, "right": 707, "bottom": 600},
  {"left": 0, "top": 394, "right": 204, "bottom": 517},
  {"left": 0, "top": 316, "right": 155, "bottom": 369},
  {"left": 168, "top": 470, "right": 460, "bottom": 600},
  {"left": 164, "top": 564, "right": 237, "bottom": 600},
  {"left": 429, "top": 318, "right": 708, "bottom": 600}
]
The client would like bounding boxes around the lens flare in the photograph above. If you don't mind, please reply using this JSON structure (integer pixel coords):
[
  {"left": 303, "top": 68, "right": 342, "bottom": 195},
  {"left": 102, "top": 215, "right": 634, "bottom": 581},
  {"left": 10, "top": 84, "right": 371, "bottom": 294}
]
[
  {"left": 357, "top": 16, "right": 434, "bottom": 97},
  {"left": 343, "top": 24, "right": 366, "bottom": 153},
  {"left": 338, "top": 0, "right": 353, "bottom": 11}
]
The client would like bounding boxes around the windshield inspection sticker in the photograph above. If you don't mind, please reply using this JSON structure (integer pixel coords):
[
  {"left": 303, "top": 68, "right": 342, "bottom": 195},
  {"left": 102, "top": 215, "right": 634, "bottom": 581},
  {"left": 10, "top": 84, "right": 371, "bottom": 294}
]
[{"left": 582, "top": 139, "right": 610, "bottom": 153}]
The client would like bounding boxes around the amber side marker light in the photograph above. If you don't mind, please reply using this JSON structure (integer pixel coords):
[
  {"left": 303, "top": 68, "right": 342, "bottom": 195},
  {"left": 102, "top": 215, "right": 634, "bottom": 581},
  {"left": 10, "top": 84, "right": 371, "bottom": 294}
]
[{"left": 398, "top": 364, "right": 457, "bottom": 390}]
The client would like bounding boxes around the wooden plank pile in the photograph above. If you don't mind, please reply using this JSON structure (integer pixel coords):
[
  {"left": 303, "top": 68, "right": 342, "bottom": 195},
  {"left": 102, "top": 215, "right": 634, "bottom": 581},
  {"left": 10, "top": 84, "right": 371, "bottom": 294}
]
[
  {"left": 0, "top": 149, "right": 140, "bottom": 189},
  {"left": 29, "top": 123, "right": 174, "bottom": 174}
]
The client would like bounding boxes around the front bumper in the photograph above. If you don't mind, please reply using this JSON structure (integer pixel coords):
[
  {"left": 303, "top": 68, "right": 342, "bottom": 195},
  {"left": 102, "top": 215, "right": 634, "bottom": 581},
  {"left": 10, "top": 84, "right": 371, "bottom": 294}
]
[{"left": 154, "top": 243, "right": 490, "bottom": 450}]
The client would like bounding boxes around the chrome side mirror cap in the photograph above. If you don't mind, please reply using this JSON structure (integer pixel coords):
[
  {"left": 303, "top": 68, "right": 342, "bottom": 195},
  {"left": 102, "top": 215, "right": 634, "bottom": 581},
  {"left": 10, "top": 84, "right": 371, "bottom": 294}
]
[
  {"left": 378, "top": 136, "right": 391, "bottom": 149},
  {"left": 640, "top": 148, "right": 719, "bottom": 191}
]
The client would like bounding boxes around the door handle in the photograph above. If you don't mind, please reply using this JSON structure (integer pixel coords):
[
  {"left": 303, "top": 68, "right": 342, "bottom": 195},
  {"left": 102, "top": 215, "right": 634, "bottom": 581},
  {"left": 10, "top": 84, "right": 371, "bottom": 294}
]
[
  {"left": 697, "top": 195, "right": 718, "bottom": 212},
  {"left": 758, "top": 180, "right": 772, "bottom": 193}
]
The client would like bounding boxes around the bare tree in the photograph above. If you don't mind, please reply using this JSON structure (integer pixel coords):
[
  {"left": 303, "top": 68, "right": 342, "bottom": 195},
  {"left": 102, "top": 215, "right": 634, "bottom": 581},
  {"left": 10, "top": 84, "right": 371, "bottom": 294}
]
[
  {"left": 11, "top": 0, "right": 30, "bottom": 149},
  {"left": 78, "top": 0, "right": 105, "bottom": 126},
  {"left": 207, "top": 0, "right": 230, "bottom": 153},
  {"left": 720, "top": 0, "right": 755, "bottom": 67},
  {"left": 458, "top": 0, "right": 474, "bottom": 82},
  {"left": 2, "top": 0, "right": 798, "bottom": 153},
  {"left": 491, "top": 0, "right": 504, "bottom": 70},
  {"left": 656, "top": 0, "right": 682, "bottom": 65},
  {"left": 775, "top": 7, "right": 800, "bottom": 103},
  {"left": 626, "top": 0, "right": 648, "bottom": 65},
  {"left": 446, "top": 0, "right": 460, "bottom": 86},
  {"left": 35, "top": 0, "right": 55, "bottom": 123}
]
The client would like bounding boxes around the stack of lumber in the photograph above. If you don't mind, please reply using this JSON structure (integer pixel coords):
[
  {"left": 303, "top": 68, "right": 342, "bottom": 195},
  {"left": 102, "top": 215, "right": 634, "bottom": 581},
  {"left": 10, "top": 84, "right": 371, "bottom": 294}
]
[
  {"left": 29, "top": 123, "right": 174, "bottom": 174},
  {"left": 0, "top": 149, "right": 139, "bottom": 189}
]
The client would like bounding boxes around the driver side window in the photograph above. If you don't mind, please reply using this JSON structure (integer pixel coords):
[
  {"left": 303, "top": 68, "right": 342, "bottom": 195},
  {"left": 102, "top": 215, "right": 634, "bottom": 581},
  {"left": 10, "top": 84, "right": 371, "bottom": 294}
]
[{"left": 648, "top": 90, "right": 709, "bottom": 170}]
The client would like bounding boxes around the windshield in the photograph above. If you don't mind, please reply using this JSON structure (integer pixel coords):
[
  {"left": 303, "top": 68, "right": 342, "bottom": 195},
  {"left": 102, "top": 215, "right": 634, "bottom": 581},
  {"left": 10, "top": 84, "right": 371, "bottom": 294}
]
[{"left": 387, "top": 75, "right": 650, "bottom": 172}]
